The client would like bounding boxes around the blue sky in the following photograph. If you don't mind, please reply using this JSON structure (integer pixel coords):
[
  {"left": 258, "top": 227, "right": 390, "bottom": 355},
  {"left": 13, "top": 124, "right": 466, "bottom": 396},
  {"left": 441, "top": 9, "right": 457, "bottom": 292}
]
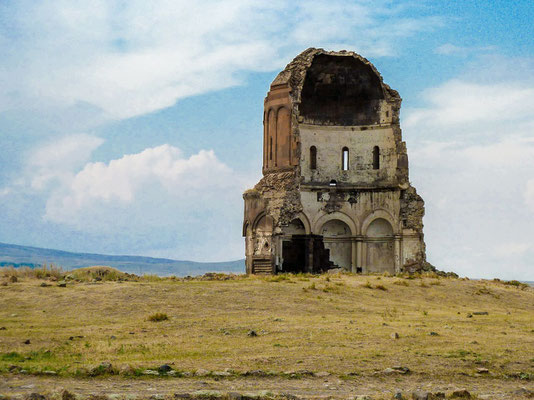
[{"left": 1, "top": 0, "right": 533, "bottom": 279}]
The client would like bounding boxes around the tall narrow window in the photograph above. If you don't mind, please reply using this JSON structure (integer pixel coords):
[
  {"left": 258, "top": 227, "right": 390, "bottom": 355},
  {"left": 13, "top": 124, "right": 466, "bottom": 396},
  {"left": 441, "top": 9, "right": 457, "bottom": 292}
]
[
  {"left": 342, "top": 147, "right": 349, "bottom": 171},
  {"left": 269, "top": 137, "right": 273, "bottom": 161},
  {"left": 373, "top": 146, "right": 380, "bottom": 169},
  {"left": 310, "top": 146, "right": 317, "bottom": 170}
]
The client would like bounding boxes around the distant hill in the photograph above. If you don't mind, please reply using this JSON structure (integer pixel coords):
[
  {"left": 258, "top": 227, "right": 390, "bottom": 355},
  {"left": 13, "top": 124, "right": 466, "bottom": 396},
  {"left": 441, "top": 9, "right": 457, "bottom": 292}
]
[{"left": 0, "top": 242, "right": 245, "bottom": 276}]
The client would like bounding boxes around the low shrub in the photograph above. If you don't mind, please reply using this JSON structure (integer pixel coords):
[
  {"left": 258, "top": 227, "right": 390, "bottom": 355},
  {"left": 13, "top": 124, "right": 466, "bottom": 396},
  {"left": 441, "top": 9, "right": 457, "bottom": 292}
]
[{"left": 147, "top": 312, "right": 169, "bottom": 322}]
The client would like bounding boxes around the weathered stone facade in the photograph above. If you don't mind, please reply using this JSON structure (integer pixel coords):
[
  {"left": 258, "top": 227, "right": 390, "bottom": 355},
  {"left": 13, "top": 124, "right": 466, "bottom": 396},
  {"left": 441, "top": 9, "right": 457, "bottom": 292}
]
[{"left": 243, "top": 48, "right": 427, "bottom": 275}]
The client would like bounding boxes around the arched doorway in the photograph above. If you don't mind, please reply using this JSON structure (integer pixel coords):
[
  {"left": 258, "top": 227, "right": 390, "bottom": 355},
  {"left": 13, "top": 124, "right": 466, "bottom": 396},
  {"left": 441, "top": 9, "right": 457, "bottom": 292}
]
[
  {"left": 321, "top": 219, "right": 352, "bottom": 270},
  {"left": 365, "top": 218, "right": 394, "bottom": 273},
  {"left": 281, "top": 218, "right": 307, "bottom": 273}
]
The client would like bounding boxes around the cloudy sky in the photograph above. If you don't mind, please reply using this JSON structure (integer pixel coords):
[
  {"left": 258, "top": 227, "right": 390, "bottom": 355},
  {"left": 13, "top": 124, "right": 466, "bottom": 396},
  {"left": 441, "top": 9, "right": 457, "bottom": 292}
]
[{"left": 1, "top": 1, "right": 533, "bottom": 279}]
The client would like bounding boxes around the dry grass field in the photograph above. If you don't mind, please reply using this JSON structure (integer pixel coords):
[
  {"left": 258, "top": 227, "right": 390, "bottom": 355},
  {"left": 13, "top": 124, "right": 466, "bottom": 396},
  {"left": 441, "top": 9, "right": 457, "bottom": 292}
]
[{"left": 1, "top": 267, "right": 533, "bottom": 398}]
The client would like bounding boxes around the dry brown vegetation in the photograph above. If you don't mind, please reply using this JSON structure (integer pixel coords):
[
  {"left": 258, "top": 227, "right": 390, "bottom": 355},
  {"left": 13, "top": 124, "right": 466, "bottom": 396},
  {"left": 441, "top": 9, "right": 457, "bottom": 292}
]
[{"left": 0, "top": 269, "right": 533, "bottom": 392}]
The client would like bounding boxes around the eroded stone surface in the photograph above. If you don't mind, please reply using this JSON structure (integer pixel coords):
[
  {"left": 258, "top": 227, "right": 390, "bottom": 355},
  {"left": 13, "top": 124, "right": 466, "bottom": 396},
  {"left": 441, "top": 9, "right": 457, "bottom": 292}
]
[{"left": 243, "top": 48, "right": 430, "bottom": 275}]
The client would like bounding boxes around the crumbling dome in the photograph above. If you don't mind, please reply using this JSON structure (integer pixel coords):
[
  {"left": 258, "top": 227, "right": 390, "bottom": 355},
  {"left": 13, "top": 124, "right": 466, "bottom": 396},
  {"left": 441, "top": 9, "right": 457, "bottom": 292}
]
[{"left": 243, "top": 48, "right": 427, "bottom": 275}]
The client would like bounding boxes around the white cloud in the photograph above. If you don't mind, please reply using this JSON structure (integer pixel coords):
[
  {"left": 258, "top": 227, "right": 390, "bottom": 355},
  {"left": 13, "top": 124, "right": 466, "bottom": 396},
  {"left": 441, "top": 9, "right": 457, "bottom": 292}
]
[
  {"left": 44, "top": 144, "right": 237, "bottom": 219},
  {"left": 526, "top": 179, "right": 534, "bottom": 212},
  {"left": 27, "top": 134, "right": 104, "bottom": 190},
  {"left": 0, "top": 0, "right": 443, "bottom": 120},
  {"left": 35, "top": 143, "right": 256, "bottom": 261},
  {"left": 435, "top": 43, "right": 496, "bottom": 56},
  {"left": 492, "top": 242, "right": 531, "bottom": 258},
  {"left": 405, "top": 80, "right": 534, "bottom": 129},
  {"left": 404, "top": 56, "right": 534, "bottom": 279}
]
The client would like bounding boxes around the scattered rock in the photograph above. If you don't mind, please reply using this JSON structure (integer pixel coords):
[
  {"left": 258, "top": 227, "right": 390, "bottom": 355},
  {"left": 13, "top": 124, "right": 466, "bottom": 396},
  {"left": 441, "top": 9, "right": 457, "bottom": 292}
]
[
  {"left": 119, "top": 365, "right": 135, "bottom": 376},
  {"left": 173, "top": 394, "right": 193, "bottom": 400},
  {"left": 314, "top": 371, "right": 330, "bottom": 377},
  {"left": 514, "top": 388, "right": 534, "bottom": 398},
  {"left": 411, "top": 391, "right": 429, "bottom": 400},
  {"left": 327, "top": 268, "right": 344, "bottom": 274},
  {"left": 24, "top": 339, "right": 31, "bottom": 344},
  {"left": 158, "top": 364, "right": 173, "bottom": 373},
  {"left": 0, "top": 327, "right": 6, "bottom": 330},
  {"left": 9, "top": 276, "right": 18, "bottom": 283},
  {"left": 247, "top": 330, "right": 258, "bottom": 337},
  {"left": 39, "top": 282, "right": 51, "bottom": 287},
  {"left": 42, "top": 370, "right": 57, "bottom": 375},
  {"left": 393, "top": 392, "right": 404, "bottom": 400},
  {"left": 383, "top": 366, "right": 410, "bottom": 375},
  {"left": 429, "top": 332, "right": 439, "bottom": 336},
  {"left": 26, "top": 394, "right": 46, "bottom": 400},
  {"left": 110, "top": 335, "right": 117, "bottom": 340},
  {"left": 428, "top": 393, "right": 445, "bottom": 399},
  {"left": 142, "top": 369, "right": 159, "bottom": 376},
  {"left": 212, "top": 371, "right": 231, "bottom": 377},
  {"left": 472, "top": 311, "right": 488, "bottom": 315},
  {"left": 391, "top": 332, "right": 400, "bottom": 339},
  {"left": 194, "top": 369, "right": 210, "bottom": 377},
  {"left": 354, "top": 396, "right": 372, "bottom": 400},
  {"left": 450, "top": 389, "right": 471, "bottom": 398},
  {"left": 466, "top": 313, "right": 473, "bottom": 318},
  {"left": 89, "top": 362, "right": 114, "bottom": 376},
  {"left": 243, "top": 369, "right": 267, "bottom": 377},
  {"left": 476, "top": 367, "right": 489, "bottom": 374},
  {"left": 57, "top": 281, "right": 67, "bottom": 287}
]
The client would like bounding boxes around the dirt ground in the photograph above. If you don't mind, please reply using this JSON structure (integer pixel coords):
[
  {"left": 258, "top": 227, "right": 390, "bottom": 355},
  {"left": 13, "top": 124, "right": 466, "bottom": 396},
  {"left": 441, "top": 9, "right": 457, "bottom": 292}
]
[{"left": 2, "top": 373, "right": 534, "bottom": 399}]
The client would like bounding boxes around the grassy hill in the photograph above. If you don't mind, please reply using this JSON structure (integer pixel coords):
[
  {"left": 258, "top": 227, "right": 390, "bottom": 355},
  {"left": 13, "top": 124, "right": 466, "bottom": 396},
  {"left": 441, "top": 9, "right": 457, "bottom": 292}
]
[
  {"left": 0, "top": 269, "right": 533, "bottom": 398},
  {"left": 0, "top": 242, "right": 244, "bottom": 276}
]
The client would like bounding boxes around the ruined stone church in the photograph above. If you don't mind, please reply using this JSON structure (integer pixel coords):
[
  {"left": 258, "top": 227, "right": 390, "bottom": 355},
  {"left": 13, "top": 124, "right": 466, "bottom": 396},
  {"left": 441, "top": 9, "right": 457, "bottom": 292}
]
[{"left": 243, "top": 48, "right": 427, "bottom": 275}]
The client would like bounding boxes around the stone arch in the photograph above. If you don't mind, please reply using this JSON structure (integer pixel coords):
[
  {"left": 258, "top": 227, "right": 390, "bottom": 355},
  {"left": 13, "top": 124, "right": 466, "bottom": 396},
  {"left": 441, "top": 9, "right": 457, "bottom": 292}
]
[
  {"left": 361, "top": 209, "right": 397, "bottom": 235},
  {"left": 293, "top": 212, "right": 311, "bottom": 235},
  {"left": 313, "top": 211, "right": 358, "bottom": 236},
  {"left": 276, "top": 106, "right": 291, "bottom": 167},
  {"left": 242, "top": 220, "right": 250, "bottom": 237},
  {"left": 252, "top": 213, "right": 273, "bottom": 257},
  {"left": 366, "top": 218, "right": 393, "bottom": 238},
  {"left": 267, "top": 108, "right": 276, "bottom": 166},
  {"left": 319, "top": 218, "right": 352, "bottom": 270},
  {"left": 362, "top": 212, "right": 396, "bottom": 274}
]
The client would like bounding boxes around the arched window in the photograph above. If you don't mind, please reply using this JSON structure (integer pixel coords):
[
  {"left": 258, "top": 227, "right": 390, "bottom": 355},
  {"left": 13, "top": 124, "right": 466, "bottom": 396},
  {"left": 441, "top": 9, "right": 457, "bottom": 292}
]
[
  {"left": 342, "top": 147, "right": 349, "bottom": 171},
  {"left": 310, "top": 146, "right": 317, "bottom": 170},
  {"left": 373, "top": 146, "right": 380, "bottom": 170}
]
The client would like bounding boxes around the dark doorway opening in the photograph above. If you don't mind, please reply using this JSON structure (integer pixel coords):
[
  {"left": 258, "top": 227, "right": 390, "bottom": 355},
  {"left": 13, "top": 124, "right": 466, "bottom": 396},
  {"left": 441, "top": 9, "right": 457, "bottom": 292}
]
[{"left": 281, "top": 234, "right": 334, "bottom": 273}]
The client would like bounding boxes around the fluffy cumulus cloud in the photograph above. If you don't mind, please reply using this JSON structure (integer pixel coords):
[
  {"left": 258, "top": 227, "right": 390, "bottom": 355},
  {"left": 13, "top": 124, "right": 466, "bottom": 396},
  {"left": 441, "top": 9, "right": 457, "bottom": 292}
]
[
  {"left": 37, "top": 142, "right": 255, "bottom": 261},
  {"left": 0, "top": 0, "right": 442, "bottom": 120},
  {"left": 404, "top": 56, "right": 534, "bottom": 279}
]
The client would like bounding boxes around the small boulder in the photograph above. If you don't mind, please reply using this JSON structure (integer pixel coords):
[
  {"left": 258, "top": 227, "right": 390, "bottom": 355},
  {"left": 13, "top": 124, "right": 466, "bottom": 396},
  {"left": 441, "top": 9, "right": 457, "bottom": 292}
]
[
  {"left": 412, "top": 391, "right": 429, "bottom": 400},
  {"left": 142, "top": 369, "right": 159, "bottom": 376},
  {"left": 158, "top": 364, "right": 173, "bottom": 374},
  {"left": 24, "top": 339, "right": 31, "bottom": 344},
  {"left": 391, "top": 332, "right": 400, "bottom": 339},
  {"left": 119, "top": 364, "right": 135, "bottom": 376},
  {"left": 450, "top": 389, "right": 471, "bottom": 398},
  {"left": 62, "top": 390, "right": 76, "bottom": 400},
  {"left": 476, "top": 367, "right": 489, "bottom": 374},
  {"left": 9, "top": 276, "right": 18, "bottom": 283},
  {"left": 40, "top": 282, "right": 51, "bottom": 287},
  {"left": 26, "top": 394, "right": 46, "bottom": 400},
  {"left": 57, "top": 281, "right": 67, "bottom": 287},
  {"left": 429, "top": 332, "right": 439, "bottom": 336},
  {"left": 384, "top": 366, "right": 410, "bottom": 375},
  {"left": 472, "top": 311, "right": 488, "bottom": 315},
  {"left": 194, "top": 368, "right": 210, "bottom": 377},
  {"left": 247, "top": 330, "right": 258, "bottom": 337},
  {"left": 314, "top": 371, "right": 331, "bottom": 377}
]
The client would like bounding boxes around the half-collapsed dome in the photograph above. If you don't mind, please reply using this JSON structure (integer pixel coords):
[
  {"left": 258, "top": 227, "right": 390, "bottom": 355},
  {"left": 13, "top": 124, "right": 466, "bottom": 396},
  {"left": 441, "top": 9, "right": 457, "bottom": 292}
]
[{"left": 300, "top": 54, "right": 385, "bottom": 125}]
